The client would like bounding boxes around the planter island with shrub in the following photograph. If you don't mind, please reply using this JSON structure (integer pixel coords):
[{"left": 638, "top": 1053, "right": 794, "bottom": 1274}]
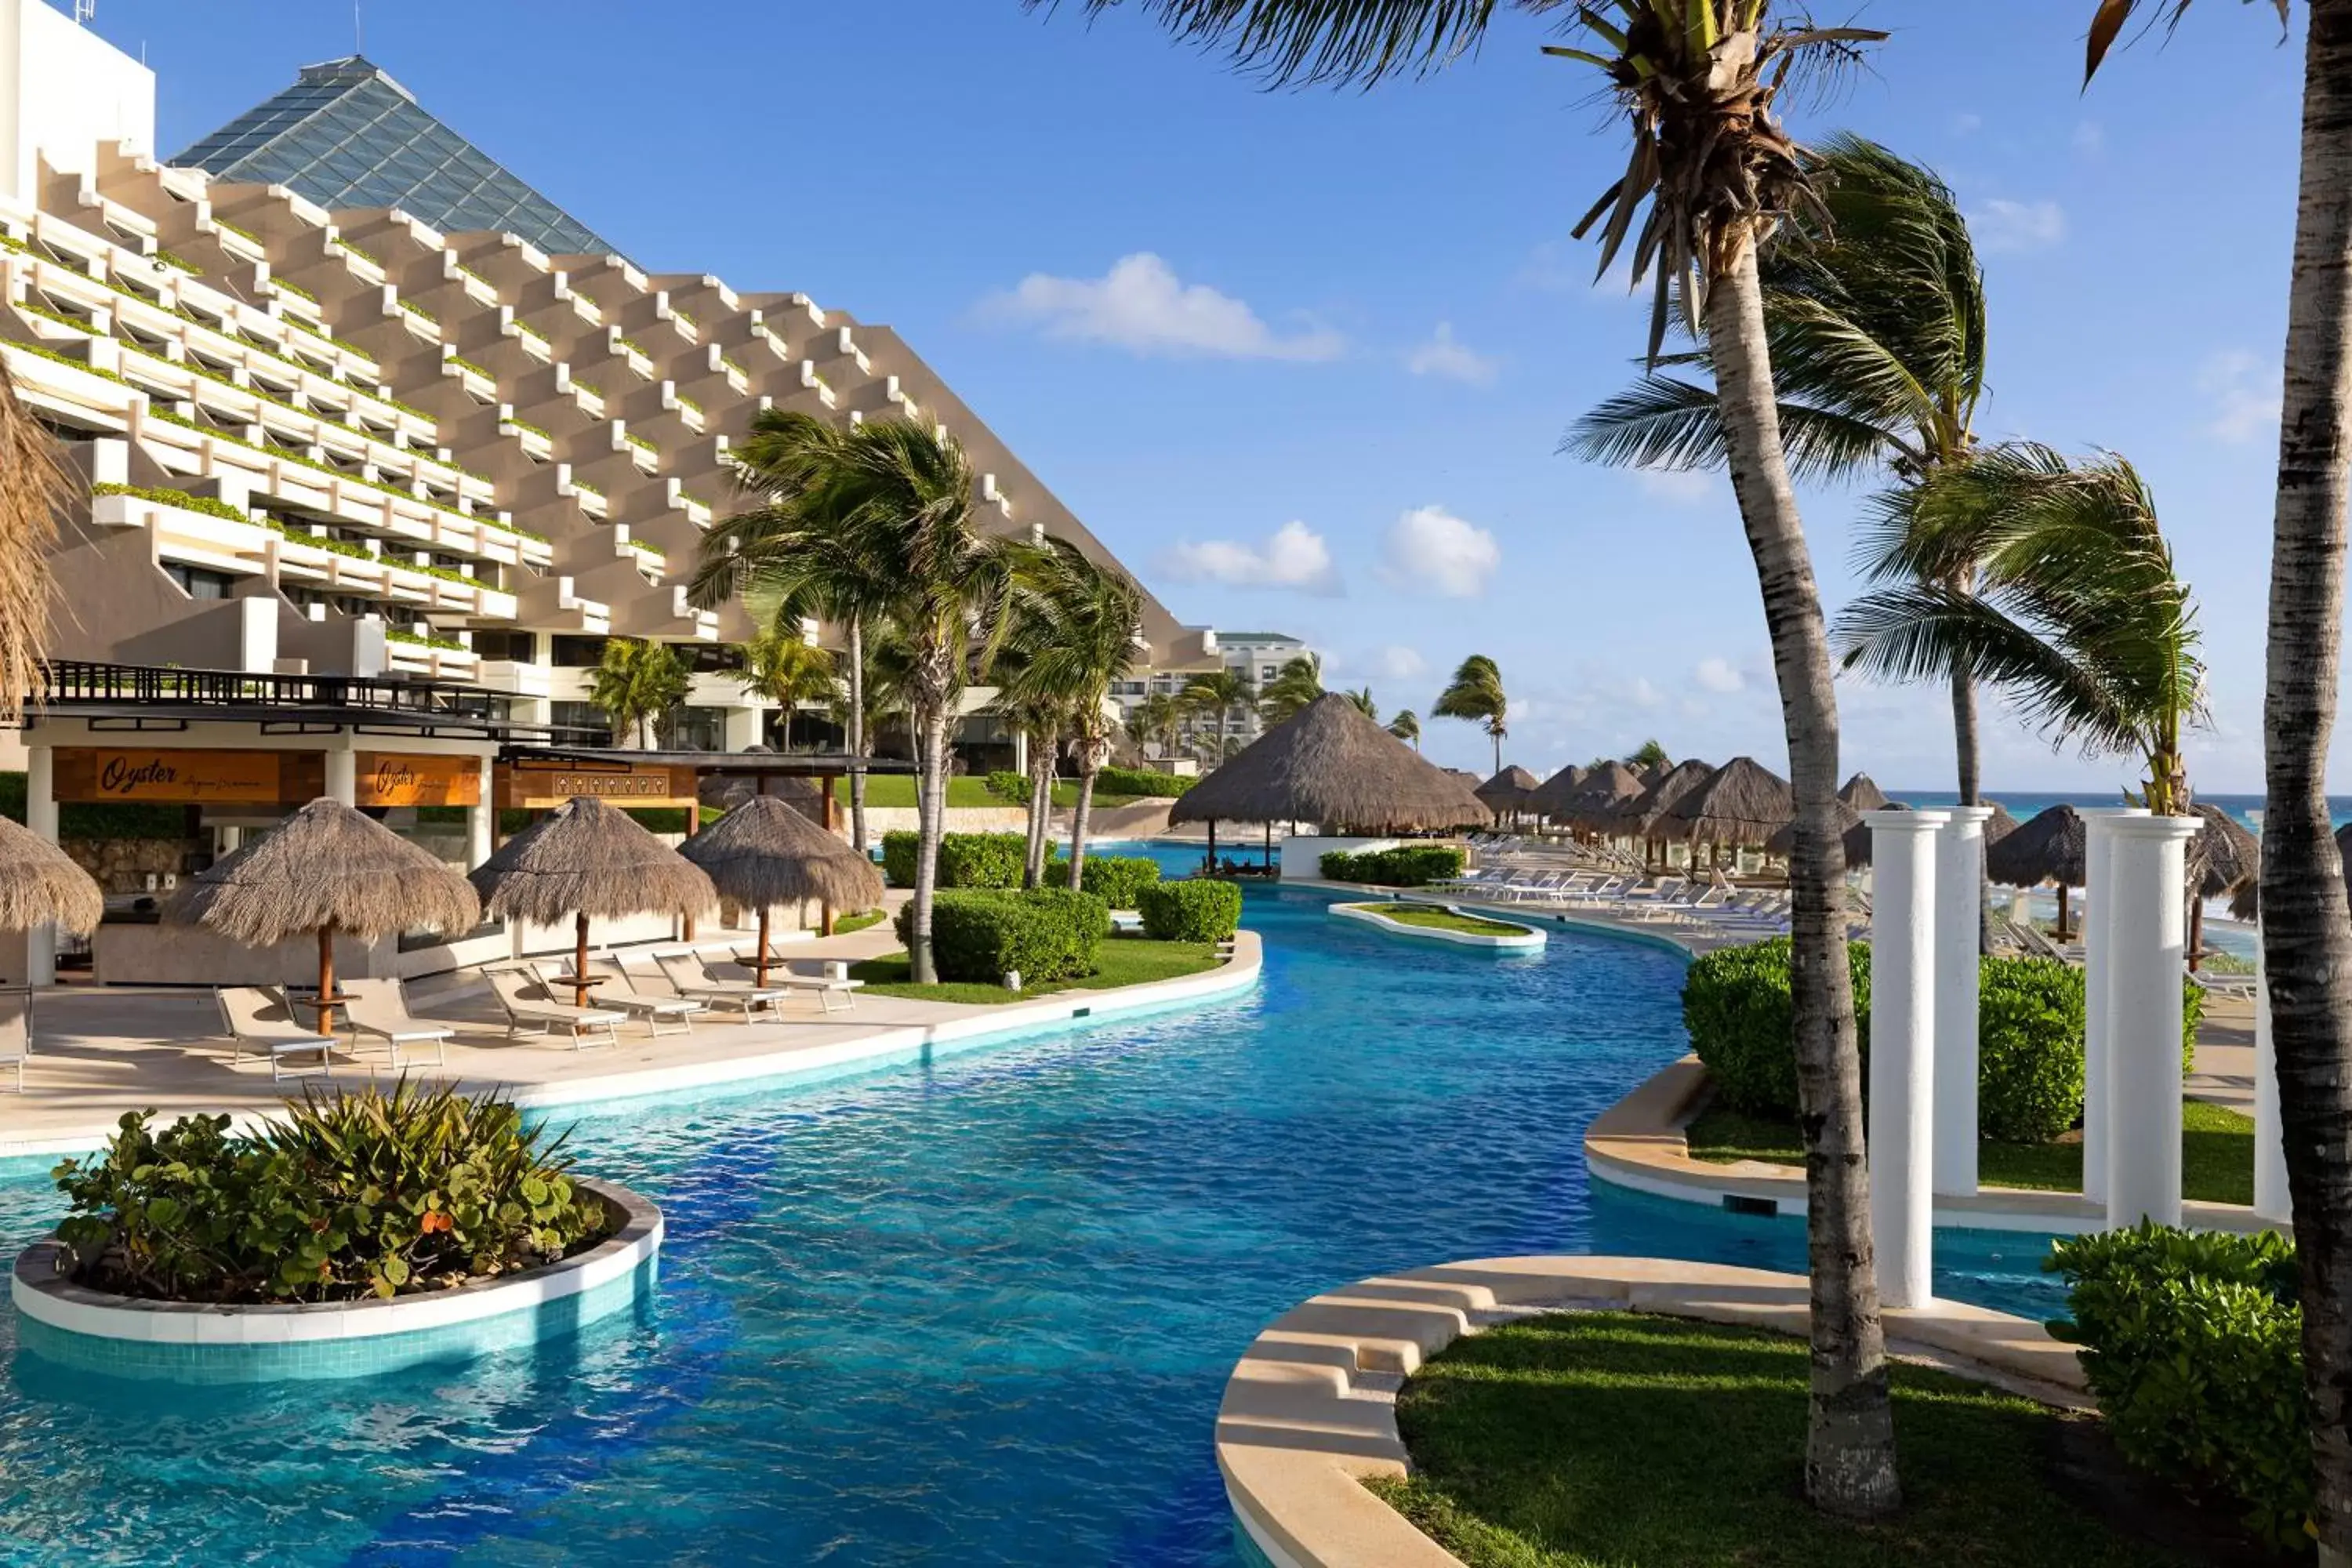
[
  {"left": 853, "top": 880, "right": 1244, "bottom": 1005},
  {"left": 9, "top": 1083, "right": 659, "bottom": 1383},
  {"left": 1330, "top": 900, "right": 1544, "bottom": 951}
]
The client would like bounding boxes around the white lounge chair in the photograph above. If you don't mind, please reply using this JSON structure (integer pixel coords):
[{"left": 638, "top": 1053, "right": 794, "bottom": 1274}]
[
  {"left": 216, "top": 985, "right": 340, "bottom": 1080},
  {"left": 648, "top": 949, "right": 789, "bottom": 1023},
  {"left": 0, "top": 987, "right": 28, "bottom": 1091},
  {"left": 751, "top": 960, "right": 866, "bottom": 1014},
  {"left": 481, "top": 964, "right": 623, "bottom": 1050},
  {"left": 339, "top": 977, "right": 457, "bottom": 1069},
  {"left": 528, "top": 958, "right": 704, "bottom": 1036}
]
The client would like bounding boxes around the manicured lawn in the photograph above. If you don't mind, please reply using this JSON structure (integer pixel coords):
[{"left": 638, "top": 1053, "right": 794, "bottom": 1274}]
[
  {"left": 830, "top": 909, "right": 885, "bottom": 935},
  {"left": 1371, "top": 1312, "right": 2205, "bottom": 1568},
  {"left": 845, "top": 935, "right": 1222, "bottom": 1005},
  {"left": 1683, "top": 1099, "right": 2255, "bottom": 1206},
  {"left": 1345, "top": 902, "right": 1531, "bottom": 937}
]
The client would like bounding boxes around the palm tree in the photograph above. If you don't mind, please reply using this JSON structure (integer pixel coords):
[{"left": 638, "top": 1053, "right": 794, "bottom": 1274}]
[
  {"left": 1625, "top": 739, "right": 1672, "bottom": 771},
  {"left": 2089, "top": 8, "right": 2352, "bottom": 1555},
  {"left": 1387, "top": 709, "right": 1421, "bottom": 749},
  {"left": 1258, "top": 653, "right": 1326, "bottom": 725},
  {"left": 988, "top": 676, "right": 1068, "bottom": 887},
  {"left": 695, "top": 408, "right": 898, "bottom": 855},
  {"left": 587, "top": 638, "right": 690, "bottom": 750},
  {"left": 1835, "top": 445, "right": 2204, "bottom": 811},
  {"left": 1574, "top": 137, "right": 1991, "bottom": 801},
  {"left": 737, "top": 626, "right": 840, "bottom": 753},
  {"left": 1043, "top": 0, "right": 1897, "bottom": 1515},
  {"left": 1000, "top": 539, "right": 1146, "bottom": 885},
  {"left": 1432, "top": 654, "right": 1508, "bottom": 775},
  {"left": 0, "top": 358, "right": 62, "bottom": 721},
  {"left": 1181, "top": 669, "right": 1252, "bottom": 761},
  {"left": 1343, "top": 686, "right": 1377, "bottom": 719},
  {"left": 1127, "top": 691, "right": 1185, "bottom": 762}
]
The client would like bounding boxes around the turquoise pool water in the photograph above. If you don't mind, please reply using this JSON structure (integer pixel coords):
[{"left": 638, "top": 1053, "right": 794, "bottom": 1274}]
[{"left": 0, "top": 878, "right": 2066, "bottom": 1565}]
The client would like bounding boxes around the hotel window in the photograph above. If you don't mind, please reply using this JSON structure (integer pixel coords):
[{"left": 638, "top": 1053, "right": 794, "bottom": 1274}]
[
  {"left": 550, "top": 701, "right": 612, "bottom": 745},
  {"left": 1261, "top": 665, "right": 1277, "bottom": 679},
  {"left": 670, "top": 706, "right": 726, "bottom": 752},
  {"left": 163, "top": 562, "right": 234, "bottom": 600}
]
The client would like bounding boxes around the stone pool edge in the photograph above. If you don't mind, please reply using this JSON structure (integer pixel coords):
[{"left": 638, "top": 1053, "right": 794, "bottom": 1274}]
[{"left": 1216, "top": 1253, "right": 2087, "bottom": 1568}]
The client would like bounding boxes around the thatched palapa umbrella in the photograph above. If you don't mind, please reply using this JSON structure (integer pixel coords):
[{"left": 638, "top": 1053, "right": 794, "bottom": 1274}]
[
  {"left": 679, "top": 797, "right": 884, "bottom": 985},
  {"left": 1653, "top": 757, "right": 1795, "bottom": 849},
  {"left": 1523, "top": 764, "right": 1588, "bottom": 822},
  {"left": 1984, "top": 804, "right": 2086, "bottom": 940},
  {"left": 1766, "top": 797, "right": 1868, "bottom": 864},
  {"left": 2179, "top": 804, "right": 2258, "bottom": 967},
  {"left": 470, "top": 797, "right": 717, "bottom": 1004},
  {"left": 1838, "top": 773, "right": 1891, "bottom": 812},
  {"left": 1620, "top": 758, "right": 1713, "bottom": 837},
  {"left": 1171, "top": 694, "right": 1490, "bottom": 864},
  {"left": 1559, "top": 760, "right": 1646, "bottom": 836},
  {"left": 169, "top": 798, "right": 480, "bottom": 1031},
  {"left": 1983, "top": 801, "right": 2021, "bottom": 848},
  {"left": 1474, "top": 764, "right": 1541, "bottom": 823},
  {"left": 0, "top": 815, "right": 102, "bottom": 939}
]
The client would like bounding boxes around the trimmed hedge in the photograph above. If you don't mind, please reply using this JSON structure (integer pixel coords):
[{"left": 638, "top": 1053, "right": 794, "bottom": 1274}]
[
  {"left": 1138, "top": 879, "right": 1242, "bottom": 942},
  {"left": 1095, "top": 764, "right": 1195, "bottom": 798},
  {"left": 983, "top": 770, "right": 1030, "bottom": 805},
  {"left": 1683, "top": 938, "right": 1873, "bottom": 1117},
  {"left": 1319, "top": 844, "right": 1467, "bottom": 887},
  {"left": 1044, "top": 854, "right": 1162, "bottom": 909},
  {"left": 879, "top": 830, "right": 1026, "bottom": 890},
  {"left": 891, "top": 887, "right": 1107, "bottom": 984},
  {"left": 2047, "top": 1222, "right": 2307, "bottom": 1549},
  {"left": 1977, "top": 957, "right": 2085, "bottom": 1142}
]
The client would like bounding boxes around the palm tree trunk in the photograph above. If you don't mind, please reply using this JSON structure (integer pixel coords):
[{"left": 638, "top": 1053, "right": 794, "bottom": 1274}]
[
  {"left": 1708, "top": 243, "right": 1899, "bottom": 1519},
  {"left": 847, "top": 617, "right": 869, "bottom": 858},
  {"left": 1950, "top": 665, "right": 1980, "bottom": 807},
  {"left": 1069, "top": 758, "right": 1098, "bottom": 887},
  {"left": 1491, "top": 729, "right": 1501, "bottom": 777},
  {"left": 910, "top": 700, "right": 951, "bottom": 986},
  {"left": 1025, "top": 737, "right": 1053, "bottom": 888},
  {"left": 2266, "top": 8, "right": 2352, "bottom": 1559}
]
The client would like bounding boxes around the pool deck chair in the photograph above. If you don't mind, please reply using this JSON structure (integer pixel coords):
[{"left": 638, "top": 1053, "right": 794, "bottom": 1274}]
[
  {"left": 649, "top": 949, "right": 788, "bottom": 1023},
  {"left": 0, "top": 986, "right": 27, "bottom": 1091},
  {"left": 216, "top": 985, "right": 339, "bottom": 1081},
  {"left": 757, "top": 962, "right": 865, "bottom": 1014},
  {"left": 481, "top": 964, "right": 623, "bottom": 1051},
  {"left": 527, "top": 958, "right": 704, "bottom": 1036},
  {"left": 339, "top": 977, "right": 458, "bottom": 1069}
]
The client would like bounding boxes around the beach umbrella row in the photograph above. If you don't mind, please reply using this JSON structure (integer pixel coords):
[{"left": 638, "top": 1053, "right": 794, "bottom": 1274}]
[{"left": 680, "top": 795, "right": 883, "bottom": 985}]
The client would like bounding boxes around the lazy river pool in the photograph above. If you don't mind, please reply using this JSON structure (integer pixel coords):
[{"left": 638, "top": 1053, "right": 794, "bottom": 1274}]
[{"left": 0, "top": 875, "right": 2067, "bottom": 1566}]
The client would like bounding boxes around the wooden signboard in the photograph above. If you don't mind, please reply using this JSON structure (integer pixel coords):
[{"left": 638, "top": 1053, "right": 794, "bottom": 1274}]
[
  {"left": 358, "top": 753, "right": 481, "bottom": 808},
  {"left": 497, "top": 761, "right": 699, "bottom": 811},
  {"left": 54, "top": 747, "right": 285, "bottom": 804}
]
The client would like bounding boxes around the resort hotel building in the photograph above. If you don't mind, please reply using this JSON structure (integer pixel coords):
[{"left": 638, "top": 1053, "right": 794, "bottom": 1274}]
[
  {"left": 0, "top": 2, "right": 1218, "bottom": 979},
  {"left": 1111, "top": 629, "right": 1314, "bottom": 760}
]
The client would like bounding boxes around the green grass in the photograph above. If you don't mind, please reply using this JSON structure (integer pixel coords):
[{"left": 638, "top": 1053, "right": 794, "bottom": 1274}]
[
  {"left": 1371, "top": 1311, "right": 2205, "bottom": 1567},
  {"left": 846, "top": 935, "right": 1221, "bottom": 1005},
  {"left": 1684, "top": 1099, "right": 2255, "bottom": 1207},
  {"left": 831, "top": 909, "right": 885, "bottom": 935},
  {"left": 1345, "top": 902, "right": 1530, "bottom": 937}
]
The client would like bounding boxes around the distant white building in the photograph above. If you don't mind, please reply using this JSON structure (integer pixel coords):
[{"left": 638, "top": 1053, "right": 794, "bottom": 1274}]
[{"left": 1111, "top": 629, "right": 1313, "bottom": 763}]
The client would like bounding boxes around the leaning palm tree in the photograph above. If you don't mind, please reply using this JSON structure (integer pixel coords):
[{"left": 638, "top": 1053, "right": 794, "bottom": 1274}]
[
  {"left": 2088, "top": 7, "right": 2352, "bottom": 1555},
  {"left": 999, "top": 539, "right": 1146, "bottom": 885},
  {"left": 1040, "top": 0, "right": 1899, "bottom": 1515},
  {"left": 1181, "top": 668, "right": 1252, "bottom": 762},
  {"left": 0, "top": 358, "right": 63, "bottom": 721},
  {"left": 1127, "top": 691, "right": 1186, "bottom": 762},
  {"left": 587, "top": 637, "right": 690, "bottom": 750},
  {"left": 1342, "top": 685, "right": 1378, "bottom": 719},
  {"left": 1387, "top": 708, "right": 1421, "bottom": 750},
  {"left": 1625, "top": 738, "right": 1672, "bottom": 771},
  {"left": 695, "top": 408, "right": 898, "bottom": 855},
  {"left": 1257, "top": 653, "right": 1327, "bottom": 726},
  {"left": 1432, "top": 654, "right": 1508, "bottom": 775},
  {"left": 1835, "top": 445, "right": 2204, "bottom": 814},
  {"left": 987, "top": 677, "right": 1069, "bottom": 888},
  {"left": 737, "top": 626, "right": 840, "bottom": 753}
]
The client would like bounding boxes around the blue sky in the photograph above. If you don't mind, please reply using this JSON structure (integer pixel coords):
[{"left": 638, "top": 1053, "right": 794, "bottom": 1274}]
[{"left": 79, "top": 0, "right": 2310, "bottom": 792}]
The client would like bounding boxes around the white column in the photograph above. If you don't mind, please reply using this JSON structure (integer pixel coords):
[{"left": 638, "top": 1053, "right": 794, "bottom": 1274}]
[
  {"left": 24, "top": 745, "right": 56, "bottom": 986},
  {"left": 324, "top": 748, "right": 357, "bottom": 806},
  {"left": 1867, "top": 808, "right": 1947, "bottom": 1309},
  {"left": 2104, "top": 813, "right": 2203, "bottom": 1229},
  {"left": 466, "top": 799, "right": 494, "bottom": 869},
  {"left": 1933, "top": 806, "right": 1996, "bottom": 1196},
  {"left": 2079, "top": 807, "right": 2147, "bottom": 1203},
  {"left": 2254, "top": 934, "right": 2292, "bottom": 1223}
]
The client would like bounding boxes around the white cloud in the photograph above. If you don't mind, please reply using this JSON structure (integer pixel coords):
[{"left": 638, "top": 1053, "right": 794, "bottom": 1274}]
[
  {"left": 2201, "top": 350, "right": 2282, "bottom": 445},
  {"left": 1407, "top": 321, "right": 1498, "bottom": 386},
  {"left": 1634, "top": 468, "right": 1715, "bottom": 505},
  {"left": 1157, "top": 519, "right": 1341, "bottom": 595},
  {"left": 1379, "top": 506, "right": 1501, "bottom": 599},
  {"left": 1374, "top": 644, "right": 1428, "bottom": 681},
  {"left": 980, "top": 252, "right": 1343, "bottom": 361},
  {"left": 2073, "top": 119, "right": 2107, "bottom": 158},
  {"left": 1693, "top": 657, "right": 1746, "bottom": 694},
  {"left": 1969, "top": 198, "right": 2067, "bottom": 253}
]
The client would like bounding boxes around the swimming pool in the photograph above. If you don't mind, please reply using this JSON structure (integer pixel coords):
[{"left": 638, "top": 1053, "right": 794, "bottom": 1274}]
[{"left": 0, "top": 884, "right": 2067, "bottom": 1565}]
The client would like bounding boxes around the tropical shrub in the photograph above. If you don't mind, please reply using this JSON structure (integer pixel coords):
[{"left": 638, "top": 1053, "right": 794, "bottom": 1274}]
[
  {"left": 879, "top": 830, "right": 1026, "bottom": 889},
  {"left": 1044, "top": 854, "right": 1162, "bottom": 908},
  {"left": 2045, "top": 1222, "right": 2307, "bottom": 1549},
  {"left": 1138, "top": 879, "right": 1243, "bottom": 942},
  {"left": 1976, "top": 957, "right": 2084, "bottom": 1142},
  {"left": 1682, "top": 938, "right": 1874, "bottom": 1118},
  {"left": 983, "top": 769, "right": 1030, "bottom": 805},
  {"left": 1094, "top": 765, "right": 1195, "bottom": 798},
  {"left": 48, "top": 1084, "right": 612, "bottom": 1305},
  {"left": 891, "top": 887, "right": 1106, "bottom": 983},
  {"left": 1319, "top": 845, "right": 1467, "bottom": 887}
]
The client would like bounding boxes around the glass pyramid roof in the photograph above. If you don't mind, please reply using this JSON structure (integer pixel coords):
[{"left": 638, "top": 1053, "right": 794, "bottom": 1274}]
[{"left": 171, "top": 56, "right": 616, "bottom": 258}]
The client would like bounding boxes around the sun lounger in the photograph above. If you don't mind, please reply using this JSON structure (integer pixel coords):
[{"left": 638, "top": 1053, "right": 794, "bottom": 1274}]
[
  {"left": 481, "top": 964, "right": 623, "bottom": 1050},
  {"left": 2190, "top": 969, "right": 2259, "bottom": 1000},
  {"left": 338, "top": 977, "right": 457, "bottom": 1069},
  {"left": 216, "top": 985, "right": 340, "bottom": 1080},
  {"left": 753, "top": 963, "right": 866, "bottom": 1014},
  {"left": 649, "top": 949, "right": 789, "bottom": 1023},
  {"left": 528, "top": 959, "right": 704, "bottom": 1036},
  {"left": 0, "top": 987, "right": 28, "bottom": 1092}
]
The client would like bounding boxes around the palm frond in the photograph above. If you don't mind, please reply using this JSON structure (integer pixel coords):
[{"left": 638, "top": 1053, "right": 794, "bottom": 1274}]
[{"left": 1037, "top": 0, "right": 1541, "bottom": 88}]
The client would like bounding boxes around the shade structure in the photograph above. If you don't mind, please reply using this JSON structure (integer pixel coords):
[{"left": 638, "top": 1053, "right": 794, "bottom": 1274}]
[
  {"left": 470, "top": 797, "right": 717, "bottom": 1004},
  {"left": 1838, "top": 772, "right": 1891, "bottom": 812},
  {"left": 678, "top": 797, "right": 884, "bottom": 983},
  {"left": 2187, "top": 803, "right": 2259, "bottom": 899},
  {"left": 1984, "top": 804, "right": 2086, "bottom": 890},
  {"left": 1983, "top": 801, "right": 2021, "bottom": 848},
  {"left": 1650, "top": 757, "right": 1794, "bottom": 848},
  {"left": 1559, "top": 760, "right": 1647, "bottom": 835},
  {"left": 0, "top": 815, "right": 102, "bottom": 937},
  {"left": 1765, "top": 797, "right": 1867, "bottom": 861},
  {"left": 1168, "top": 693, "right": 1491, "bottom": 833},
  {"left": 1474, "top": 765, "right": 1542, "bottom": 818},
  {"left": 1620, "top": 758, "right": 1715, "bottom": 839},
  {"left": 1523, "top": 764, "right": 1588, "bottom": 820},
  {"left": 167, "top": 797, "right": 480, "bottom": 1030}
]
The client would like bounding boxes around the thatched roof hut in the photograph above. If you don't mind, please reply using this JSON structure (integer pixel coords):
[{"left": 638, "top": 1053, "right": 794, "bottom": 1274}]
[
  {"left": 0, "top": 815, "right": 101, "bottom": 936},
  {"left": 1985, "top": 804, "right": 2085, "bottom": 890},
  {"left": 1523, "top": 764, "right": 1588, "bottom": 820},
  {"left": 1621, "top": 758, "right": 1715, "bottom": 838},
  {"left": 1838, "top": 773, "right": 1891, "bottom": 812},
  {"left": 1984, "top": 801, "right": 2021, "bottom": 847},
  {"left": 1475, "top": 765, "right": 1542, "bottom": 817},
  {"left": 470, "top": 797, "right": 717, "bottom": 1001},
  {"left": 1560, "top": 761, "right": 1646, "bottom": 834},
  {"left": 1765, "top": 797, "right": 1867, "bottom": 862},
  {"left": 2189, "top": 804, "right": 2259, "bottom": 899},
  {"left": 680, "top": 797, "right": 884, "bottom": 982},
  {"left": 1169, "top": 693, "right": 1491, "bottom": 832},
  {"left": 1651, "top": 757, "right": 1792, "bottom": 848},
  {"left": 168, "top": 798, "right": 480, "bottom": 1029}
]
